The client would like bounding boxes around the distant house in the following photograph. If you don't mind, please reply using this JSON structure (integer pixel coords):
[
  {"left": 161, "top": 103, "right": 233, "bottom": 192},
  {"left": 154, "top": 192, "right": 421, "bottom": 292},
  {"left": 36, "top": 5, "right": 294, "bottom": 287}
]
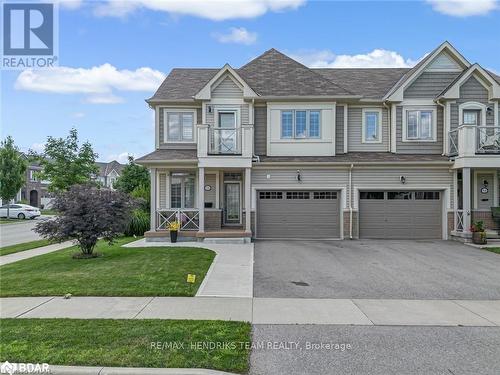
[
  {"left": 95, "top": 160, "right": 125, "bottom": 189},
  {"left": 20, "top": 160, "right": 52, "bottom": 208}
]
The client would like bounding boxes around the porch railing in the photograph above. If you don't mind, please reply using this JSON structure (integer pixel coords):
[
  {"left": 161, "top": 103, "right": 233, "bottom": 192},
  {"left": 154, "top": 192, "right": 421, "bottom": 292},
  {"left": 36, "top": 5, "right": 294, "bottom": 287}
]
[
  {"left": 208, "top": 127, "right": 242, "bottom": 155},
  {"left": 476, "top": 126, "right": 500, "bottom": 154},
  {"left": 156, "top": 209, "right": 199, "bottom": 231},
  {"left": 448, "top": 128, "right": 458, "bottom": 156},
  {"left": 455, "top": 209, "right": 464, "bottom": 232}
]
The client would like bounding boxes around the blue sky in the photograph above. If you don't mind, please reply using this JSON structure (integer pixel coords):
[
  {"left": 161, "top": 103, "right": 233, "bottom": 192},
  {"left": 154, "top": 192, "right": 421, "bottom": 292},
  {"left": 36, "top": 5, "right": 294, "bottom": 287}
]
[{"left": 1, "top": 0, "right": 499, "bottom": 163}]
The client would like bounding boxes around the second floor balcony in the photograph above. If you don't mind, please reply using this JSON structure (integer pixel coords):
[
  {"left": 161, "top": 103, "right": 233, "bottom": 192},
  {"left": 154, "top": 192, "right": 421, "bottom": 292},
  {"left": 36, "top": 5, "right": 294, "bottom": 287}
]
[
  {"left": 448, "top": 125, "right": 500, "bottom": 157},
  {"left": 197, "top": 124, "right": 253, "bottom": 159}
]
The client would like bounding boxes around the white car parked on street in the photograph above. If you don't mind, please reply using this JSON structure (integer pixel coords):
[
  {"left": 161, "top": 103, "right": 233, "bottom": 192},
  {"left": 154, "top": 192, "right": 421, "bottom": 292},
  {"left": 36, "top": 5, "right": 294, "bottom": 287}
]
[{"left": 0, "top": 204, "right": 41, "bottom": 219}]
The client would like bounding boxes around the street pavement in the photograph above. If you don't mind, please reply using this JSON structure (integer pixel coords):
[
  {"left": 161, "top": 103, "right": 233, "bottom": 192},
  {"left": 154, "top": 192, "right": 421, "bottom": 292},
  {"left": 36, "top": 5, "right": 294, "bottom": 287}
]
[
  {"left": 250, "top": 325, "right": 500, "bottom": 375},
  {"left": 0, "top": 216, "right": 53, "bottom": 247}
]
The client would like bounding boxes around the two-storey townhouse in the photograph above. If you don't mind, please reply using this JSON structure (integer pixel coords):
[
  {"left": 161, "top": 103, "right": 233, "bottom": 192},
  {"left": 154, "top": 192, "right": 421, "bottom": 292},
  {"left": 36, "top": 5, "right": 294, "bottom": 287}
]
[{"left": 137, "top": 41, "right": 500, "bottom": 242}]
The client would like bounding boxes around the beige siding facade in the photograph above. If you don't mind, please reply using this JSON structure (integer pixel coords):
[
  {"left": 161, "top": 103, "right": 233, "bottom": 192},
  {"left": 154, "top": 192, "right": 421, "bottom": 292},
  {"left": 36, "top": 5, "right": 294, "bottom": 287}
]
[
  {"left": 404, "top": 72, "right": 461, "bottom": 98},
  {"left": 348, "top": 107, "right": 389, "bottom": 152}
]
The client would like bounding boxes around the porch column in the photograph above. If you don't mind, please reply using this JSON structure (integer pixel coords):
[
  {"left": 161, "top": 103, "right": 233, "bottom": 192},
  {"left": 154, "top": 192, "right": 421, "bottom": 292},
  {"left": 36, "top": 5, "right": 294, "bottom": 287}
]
[
  {"left": 245, "top": 167, "right": 251, "bottom": 233},
  {"left": 150, "top": 168, "right": 156, "bottom": 231},
  {"left": 463, "top": 167, "right": 471, "bottom": 233},
  {"left": 198, "top": 167, "right": 205, "bottom": 232}
]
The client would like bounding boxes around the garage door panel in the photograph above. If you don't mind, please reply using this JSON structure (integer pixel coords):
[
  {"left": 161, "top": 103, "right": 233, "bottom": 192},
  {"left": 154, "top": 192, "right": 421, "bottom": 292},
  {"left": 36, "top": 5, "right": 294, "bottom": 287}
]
[
  {"left": 257, "top": 190, "right": 339, "bottom": 239},
  {"left": 360, "top": 191, "right": 442, "bottom": 239}
]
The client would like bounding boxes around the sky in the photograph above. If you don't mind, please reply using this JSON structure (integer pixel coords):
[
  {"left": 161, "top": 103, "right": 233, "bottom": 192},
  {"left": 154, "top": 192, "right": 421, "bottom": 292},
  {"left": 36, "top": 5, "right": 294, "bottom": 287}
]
[{"left": 1, "top": 0, "right": 499, "bottom": 163}]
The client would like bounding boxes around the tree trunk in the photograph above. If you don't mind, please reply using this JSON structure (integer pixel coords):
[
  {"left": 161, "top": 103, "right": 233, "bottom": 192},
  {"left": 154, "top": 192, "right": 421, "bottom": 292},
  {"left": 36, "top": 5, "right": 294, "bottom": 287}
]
[{"left": 6, "top": 202, "right": 10, "bottom": 220}]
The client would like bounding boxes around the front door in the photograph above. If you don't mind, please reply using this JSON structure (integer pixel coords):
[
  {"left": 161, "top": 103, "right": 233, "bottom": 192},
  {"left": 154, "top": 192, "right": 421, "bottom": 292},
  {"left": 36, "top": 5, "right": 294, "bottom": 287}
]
[
  {"left": 224, "top": 182, "right": 241, "bottom": 224},
  {"left": 477, "top": 174, "right": 494, "bottom": 210}
]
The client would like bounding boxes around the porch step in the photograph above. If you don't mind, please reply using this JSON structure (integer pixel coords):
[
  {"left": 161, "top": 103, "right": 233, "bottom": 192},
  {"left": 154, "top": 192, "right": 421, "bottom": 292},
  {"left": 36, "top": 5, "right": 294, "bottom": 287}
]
[{"left": 486, "top": 230, "right": 500, "bottom": 239}]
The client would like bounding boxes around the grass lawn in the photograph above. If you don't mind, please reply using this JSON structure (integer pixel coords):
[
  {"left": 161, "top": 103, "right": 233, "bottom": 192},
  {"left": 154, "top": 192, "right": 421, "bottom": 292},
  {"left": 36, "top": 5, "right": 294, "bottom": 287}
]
[
  {"left": 0, "top": 218, "right": 24, "bottom": 224},
  {"left": 0, "top": 319, "right": 251, "bottom": 373},
  {"left": 0, "top": 237, "right": 215, "bottom": 297},
  {"left": 484, "top": 247, "right": 500, "bottom": 254},
  {"left": 0, "top": 239, "right": 52, "bottom": 256},
  {"left": 41, "top": 209, "right": 59, "bottom": 215}
]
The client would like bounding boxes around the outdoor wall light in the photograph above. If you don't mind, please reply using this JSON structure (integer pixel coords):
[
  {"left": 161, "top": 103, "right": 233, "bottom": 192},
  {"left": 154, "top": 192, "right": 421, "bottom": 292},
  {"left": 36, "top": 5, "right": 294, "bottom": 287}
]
[
  {"left": 487, "top": 106, "right": 493, "bottom": 116},
  {"left": 296, "top": 170, "right": 302, "bottom": 182},
  {"left": 400, "top": 175, "right": 406, "bottom": 184}
]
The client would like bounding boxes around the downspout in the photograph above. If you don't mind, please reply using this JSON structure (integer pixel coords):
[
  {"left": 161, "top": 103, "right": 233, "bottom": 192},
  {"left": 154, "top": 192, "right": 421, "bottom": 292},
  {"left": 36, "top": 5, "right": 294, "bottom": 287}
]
[
  {"left": 251, "top": 98, "right": 260, "bottom": 163},
  {"left": 349, "top": 163, "right": 354, "bottom": 240},
  {"left": 435, "top": 98, "right": 446, "bottom": 156},
  {"left": 383, "top": 100, "right": 391, "bottom": 152}
]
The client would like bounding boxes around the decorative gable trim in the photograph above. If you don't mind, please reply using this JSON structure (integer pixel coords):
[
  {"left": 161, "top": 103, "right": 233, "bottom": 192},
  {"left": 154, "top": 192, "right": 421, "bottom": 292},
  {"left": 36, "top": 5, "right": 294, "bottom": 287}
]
[
  {"left": 438, "top": 64, "right": 500, "bottom": 100},
  {"left": 194, "top": 64, "right": 258, "bottom": 100},
  {"left": 384, "top": 41, "right": 470, "bottom": 102}
]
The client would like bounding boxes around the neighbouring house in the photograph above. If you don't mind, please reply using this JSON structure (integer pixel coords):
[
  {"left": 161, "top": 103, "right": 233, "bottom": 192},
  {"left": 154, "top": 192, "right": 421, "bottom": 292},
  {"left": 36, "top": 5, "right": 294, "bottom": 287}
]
[
  {"left": 20, "top": 160, "right": 52, "bottom": 208},
  {"left": 136, "top": 41, "right": 500, "bottom": 242},
  {"left": 95, "top": 160, "right": 125, "bottom": 190}
]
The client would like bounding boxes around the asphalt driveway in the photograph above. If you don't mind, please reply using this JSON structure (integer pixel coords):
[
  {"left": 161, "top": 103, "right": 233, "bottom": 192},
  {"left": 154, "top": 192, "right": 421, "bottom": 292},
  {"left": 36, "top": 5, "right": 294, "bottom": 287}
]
[{"left": 253, "top": 240, "right": 500, "bottom": 299}]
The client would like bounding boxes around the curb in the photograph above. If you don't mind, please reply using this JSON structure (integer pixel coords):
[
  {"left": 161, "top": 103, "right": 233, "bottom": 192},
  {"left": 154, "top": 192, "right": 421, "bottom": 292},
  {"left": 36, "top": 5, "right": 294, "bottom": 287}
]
[{"left": 45, "top": 366, "right": 238, "bottom": 375}]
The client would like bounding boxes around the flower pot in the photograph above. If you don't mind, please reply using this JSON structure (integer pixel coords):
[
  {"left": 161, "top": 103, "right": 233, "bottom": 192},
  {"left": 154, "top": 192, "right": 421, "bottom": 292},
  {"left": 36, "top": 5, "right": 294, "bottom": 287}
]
[
  {"left": 170, "top": 230, "right": 178, "bottom": 243},
  {"left": 472, "top": 231, "right": 487, "bottom": 245}
]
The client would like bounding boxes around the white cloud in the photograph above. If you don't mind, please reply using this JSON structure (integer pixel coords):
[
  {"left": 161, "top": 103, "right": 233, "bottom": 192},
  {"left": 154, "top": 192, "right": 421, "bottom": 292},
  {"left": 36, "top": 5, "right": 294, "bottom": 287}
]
[
  {"left": 15, "top": 64, "right": 166, "bottom": 104},
  {"left": 31, "top": 142, "right": 46, "bottom": 153},
  {"left": 106, "top": 152, "right": 132, "bottom": 164},
  {"left": 51, "top": 0, "right": 84, "bottom": 10},
  {"left": 291, "top": 49, "right": 421, "bottom": 68},
  {"left": 212, "top": 27, "right": 257, "bottom": 45},
  {"left": 93, "top": 0, "right": 305, "bottom": 20},
  {"left": 426, "top": 0, "right": 498, "bottom": 17}
]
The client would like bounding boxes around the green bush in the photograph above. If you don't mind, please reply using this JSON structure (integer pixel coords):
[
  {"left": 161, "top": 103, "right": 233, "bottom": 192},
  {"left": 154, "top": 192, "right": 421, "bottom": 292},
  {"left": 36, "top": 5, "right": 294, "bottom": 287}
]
[{"left": 125, "top": 210, "right": 149, "bottom": 236}]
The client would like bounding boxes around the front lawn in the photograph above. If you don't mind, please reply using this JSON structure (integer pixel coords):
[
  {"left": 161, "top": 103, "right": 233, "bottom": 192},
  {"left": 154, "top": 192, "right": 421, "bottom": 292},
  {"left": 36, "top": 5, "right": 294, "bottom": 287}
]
[
  {"left": 0, "top": 218, "right": 24, "bottom": 224},
  {"left": 0, "top": 237, "right": 215, "bottom": 297},
  {"left": 0, "top": 239, "right": 52, "bottom": 256},
  {"left": 484, "top": 247, "right": 500, "bottom": 254},
  {"left": 0, "top": 319, "right": 251, "bottom": 373}
]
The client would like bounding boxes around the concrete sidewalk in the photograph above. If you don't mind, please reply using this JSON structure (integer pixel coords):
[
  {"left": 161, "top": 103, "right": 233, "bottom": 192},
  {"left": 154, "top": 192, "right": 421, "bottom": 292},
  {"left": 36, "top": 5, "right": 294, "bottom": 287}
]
[
  {"left": 10, "top": 365, "right": 237, "bottom": 375},
  {"left": 2, "top": 296, "right": 499, "bottom": 326},
  {"left": 0, "top": 241, "right": 74, "bottom": 266},
  {"left": 124, "top": 239, "right": 254, "bottom": 298}
]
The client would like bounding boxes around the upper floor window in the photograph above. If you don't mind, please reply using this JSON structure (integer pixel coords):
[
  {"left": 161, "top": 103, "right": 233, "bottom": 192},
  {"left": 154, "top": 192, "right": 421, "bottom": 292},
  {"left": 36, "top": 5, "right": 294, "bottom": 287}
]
[
  {"left": 281, "top": 110, "right": 321, "bottom": 139},
  {"left": 403, "top": 108, "right": 436, "bottom": 142},
  {"left": 29, "top": 170, "right": 37, "bottom": 182},
  {"left": 362, "top": 109, "right": 382, "bottom": 143},
  {"left": 165, "top": 110, "right": 194, "bottom": 142}
]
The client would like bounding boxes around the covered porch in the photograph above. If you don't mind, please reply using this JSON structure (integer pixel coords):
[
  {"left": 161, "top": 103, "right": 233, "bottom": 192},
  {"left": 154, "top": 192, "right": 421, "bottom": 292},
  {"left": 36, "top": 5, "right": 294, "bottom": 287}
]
[
  {"left": 147, "top": 166, "right": 252, "bottom": 242},
  {"left": 452, "top": 167, "right": 500, "bottom": 239}
]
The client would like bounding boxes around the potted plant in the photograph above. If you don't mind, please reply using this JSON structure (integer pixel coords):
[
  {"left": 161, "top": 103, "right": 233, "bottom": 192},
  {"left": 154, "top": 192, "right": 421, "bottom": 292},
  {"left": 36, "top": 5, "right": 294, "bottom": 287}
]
[
  {"left": 470, "top": 220, "right": 487, "bottom": 245},
  {"left": 168, "top": 221, "right": 180, "bottom": 243}
]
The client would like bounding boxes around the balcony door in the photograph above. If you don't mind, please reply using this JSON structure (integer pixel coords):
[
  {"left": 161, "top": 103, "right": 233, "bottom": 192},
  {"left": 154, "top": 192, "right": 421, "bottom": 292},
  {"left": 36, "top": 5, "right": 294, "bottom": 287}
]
[
  {"left": 463, "top": 109, "right": 480, "bottom": 126},
  {"left": 216, "top": 111, "right": 237, "bottom": 154}
]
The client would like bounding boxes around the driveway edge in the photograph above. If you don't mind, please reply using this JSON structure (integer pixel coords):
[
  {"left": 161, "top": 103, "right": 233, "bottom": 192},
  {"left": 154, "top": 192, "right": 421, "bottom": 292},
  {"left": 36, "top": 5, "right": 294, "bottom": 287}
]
[{"left": 40, "top": 365, "right": 239, "bottom": 375}]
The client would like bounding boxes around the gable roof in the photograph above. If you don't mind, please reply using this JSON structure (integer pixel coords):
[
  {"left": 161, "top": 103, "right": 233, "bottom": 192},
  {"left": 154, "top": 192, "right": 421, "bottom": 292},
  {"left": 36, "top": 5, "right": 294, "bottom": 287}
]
[
  {"left": 194, "top": 64, "right": 257, "bottom": 100},
  {"left": 96, "top": 160, "right": 125, "bottom": 177},
  {"left": 383, "top": 41, "right": 470, "bottom": 101}
]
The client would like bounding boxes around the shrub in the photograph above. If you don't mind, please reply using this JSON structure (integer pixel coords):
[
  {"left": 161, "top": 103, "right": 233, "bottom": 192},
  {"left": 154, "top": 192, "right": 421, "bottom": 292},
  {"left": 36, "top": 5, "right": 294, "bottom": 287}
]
[
  {"left": 35, "top": 184, "right": 134, "bottom": 257},
  {"left": 125, "top": 209, "right": 150, "bottom": 236}
]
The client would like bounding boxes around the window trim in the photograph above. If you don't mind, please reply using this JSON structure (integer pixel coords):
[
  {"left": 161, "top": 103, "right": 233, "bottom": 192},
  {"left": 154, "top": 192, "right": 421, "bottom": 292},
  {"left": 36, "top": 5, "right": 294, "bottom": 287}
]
[
  {"left": 362, "top": 108, "right": 383, "bottom": 144},
  {"left": 280, "top": 109, "right": 322, "bottom": 140},
  {"left": 163, "top": 109, "right": 197, "bottom": 143},
  {"left": 402, "top": 106, "right": 437, "bottom": 142}
]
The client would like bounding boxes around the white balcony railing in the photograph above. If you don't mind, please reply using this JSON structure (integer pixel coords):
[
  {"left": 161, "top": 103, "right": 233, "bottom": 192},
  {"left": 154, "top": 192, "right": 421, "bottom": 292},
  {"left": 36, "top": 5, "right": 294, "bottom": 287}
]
[
  {"left": 209, "top": 127, "right": 241, "bottom": 154},
  {"left": 197, "top": 124, "right": 253, "bottom": 158},
  {"left": 156, "top": 209, "right": 199, "bottom": 231},
  {"left": 448, "top": 125, "right": 500, "bottom": 157}
]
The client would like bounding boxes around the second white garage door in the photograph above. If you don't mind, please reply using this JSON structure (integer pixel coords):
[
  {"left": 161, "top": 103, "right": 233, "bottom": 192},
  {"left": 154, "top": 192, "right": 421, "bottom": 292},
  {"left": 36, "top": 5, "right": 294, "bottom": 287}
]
[
  {"left": 359, "top": 191, "right": 443, "bottom": 239},
  {"left": 257, "top": 190, "right": 340, "bottom": 239}
]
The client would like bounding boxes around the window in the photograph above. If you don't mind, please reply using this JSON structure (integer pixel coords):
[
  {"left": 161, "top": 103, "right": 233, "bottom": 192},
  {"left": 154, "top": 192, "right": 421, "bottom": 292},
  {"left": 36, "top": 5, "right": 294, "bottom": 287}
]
[
  {"left": 259, "top": 191, "right": 283, "bottom": 200},
  {"left": 360, "top": 191, "right": 384, "bottom": 199},
  {"left": 363, "top": 110, "right": 381, "bottom": 143},
  {"left": 286, "top": 191, "right": 310, "bottom": 199},
  {"left": 463, "top": 110, "right": 480, "bottom": 125},
  {"left": 388, "top": 192, "right": 412, "bottom": 200},
  {"left": 165, "top": 111, "right": 194, "bottom": 142},
  {"left": 313, "top": 191, "right": 337, "bottom": 200},
  {"left": 170, "top": 173, "right": 195, "bottom": 208},
  {"left": 29, "top": 170, "right": 37, "bottom": 182},
  {"left": 280, "top": 110, "right": 321, "bottom": 139},
  {"left": 415, "top": 191, "right": 440, "bottom": 200},
  {"left": 218, "top": 112, "right": 236, "bottom": 128},
  {"left": 405, "top": 110, "right": 434, "bottom": 141}
]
